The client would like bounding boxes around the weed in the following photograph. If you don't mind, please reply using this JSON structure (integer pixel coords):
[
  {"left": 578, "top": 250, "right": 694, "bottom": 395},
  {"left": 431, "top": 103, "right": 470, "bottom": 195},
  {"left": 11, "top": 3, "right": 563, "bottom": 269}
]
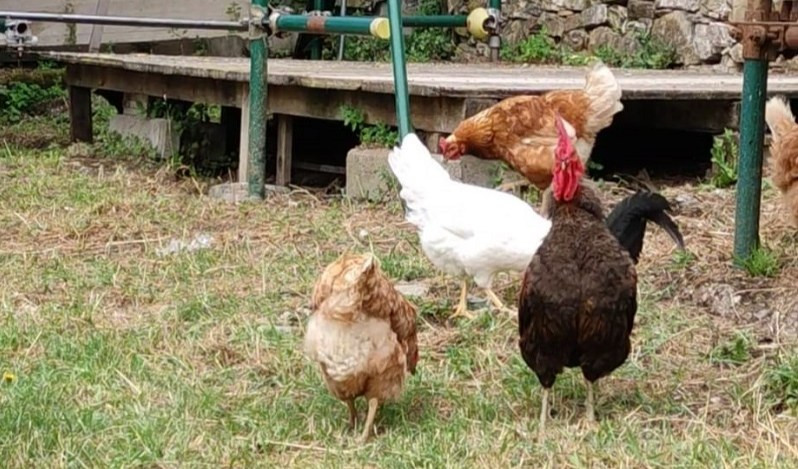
[
  {"left": 340, "top": 105, "right": 398, "bottom": 147},
  {"left": 670, "top": 249, "right": 697, "bottom": 270},
  {"left": 501, "top": 28, "right": 559, "bottom": 63},
  {"left": 738, "top": 245, "right": 781, "bottom": 278},
  {"left": 502, "top": 30, "right": 675, "bottom": 70},
  {"left": 0, "top": 82, "right": 66, "bottom": 123},
  {"left": 764, "top": 355, "right": 798, "bottom": 412},
  {"left": 709, "top": 331, "right": 754, "bottom": 366},
  {"left": 710, "top": 129, "right": 739, "bottom": 189}
]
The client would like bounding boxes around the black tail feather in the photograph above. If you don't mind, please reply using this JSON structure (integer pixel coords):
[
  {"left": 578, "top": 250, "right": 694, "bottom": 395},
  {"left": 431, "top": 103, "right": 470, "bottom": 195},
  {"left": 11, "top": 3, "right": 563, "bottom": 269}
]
[{"left": 606, "top": 191, "right": 685, "bottom": 263}]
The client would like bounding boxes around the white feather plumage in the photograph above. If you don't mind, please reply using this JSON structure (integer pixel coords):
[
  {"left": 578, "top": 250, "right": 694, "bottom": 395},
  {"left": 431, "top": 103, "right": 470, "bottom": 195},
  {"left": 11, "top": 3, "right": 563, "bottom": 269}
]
[{"left": 388, "top": 133, "right": 551, "bottom": 291}]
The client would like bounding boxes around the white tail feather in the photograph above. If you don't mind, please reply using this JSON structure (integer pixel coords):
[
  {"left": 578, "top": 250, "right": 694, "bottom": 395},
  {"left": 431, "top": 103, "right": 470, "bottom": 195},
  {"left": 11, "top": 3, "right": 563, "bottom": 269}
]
[
  {"left": 583, "top": 62, "right": 624, "bottom": 137},
  {"left": 387, "top": 134, "right": 453, "bottom": 226},
  {"left": 765, "top": 96, "right": 797, "bottom": 143}
]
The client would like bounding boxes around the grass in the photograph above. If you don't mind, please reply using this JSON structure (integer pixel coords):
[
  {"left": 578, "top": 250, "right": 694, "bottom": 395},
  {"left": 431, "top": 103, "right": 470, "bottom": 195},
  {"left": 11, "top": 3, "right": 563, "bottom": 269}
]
[{"left": 2, "top": 119, "right": 798, "bottom": 466}]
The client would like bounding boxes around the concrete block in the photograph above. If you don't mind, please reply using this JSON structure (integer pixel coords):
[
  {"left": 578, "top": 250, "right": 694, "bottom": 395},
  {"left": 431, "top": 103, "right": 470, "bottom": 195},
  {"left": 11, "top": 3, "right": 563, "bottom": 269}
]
[
  {"left": 345, "top": 146, "right": 520, "bottom": 201},
  {"left": 109, "top": 114, "right": 181, "bottom": 159},
  {"left": 346, "top": 147, "right": 392, "bottom": 201}
]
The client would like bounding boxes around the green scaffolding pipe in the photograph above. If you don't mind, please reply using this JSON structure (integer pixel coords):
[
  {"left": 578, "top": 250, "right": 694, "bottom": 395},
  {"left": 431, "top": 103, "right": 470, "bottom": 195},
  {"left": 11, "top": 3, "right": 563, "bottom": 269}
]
[
  {"left": 274, "top": 15, "right": 389, "bottom": 38},
  {"left": 401, "top": 15, "right": 467, "bottom": 28},
  {"left": 0, "top": 19, "right": 5, "bottom": 33},
  {"left": 489, "top": 0, "right": 501, "bottom": 10},
  {"left": 310, "top": 0, "right": 323, "bottom": 59},
  {"left": 733, "top": 58, "right": 768, "bottom": 264},
  {"left": 387, "top": 0, "right": 412, "bottom": 138},
  {"left": 247, "top": 0, "right": 269, "bottom": 199}
]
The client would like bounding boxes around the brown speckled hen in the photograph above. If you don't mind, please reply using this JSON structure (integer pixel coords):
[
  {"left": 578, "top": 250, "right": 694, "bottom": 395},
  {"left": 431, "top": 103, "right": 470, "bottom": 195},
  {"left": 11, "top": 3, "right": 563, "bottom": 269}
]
[
  {"left": 518, "top": 116, "right": 637, "bottom": 440},
  {"left": 439, "top": 62, "right": 623, "bottom": 190},
  {"left": 304, "top": 252, "right": 418, "bottom": 442},
  {"left": 765, "top": 96, "right": 798, "bottom": 226}
]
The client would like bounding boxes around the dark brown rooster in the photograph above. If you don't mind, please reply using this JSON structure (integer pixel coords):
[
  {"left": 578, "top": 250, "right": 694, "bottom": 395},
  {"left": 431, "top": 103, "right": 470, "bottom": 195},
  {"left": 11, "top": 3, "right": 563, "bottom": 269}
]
[{"left": 518, "top": 116, "right": 637, "bottom": 439}]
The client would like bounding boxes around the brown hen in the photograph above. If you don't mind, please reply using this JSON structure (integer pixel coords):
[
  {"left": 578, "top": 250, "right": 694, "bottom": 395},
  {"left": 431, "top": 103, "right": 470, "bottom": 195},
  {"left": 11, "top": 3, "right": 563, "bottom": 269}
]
[
  {"left": 304, "top": 252, "right": 418, "bottom": 442},
  {"left": 440, "top": 62, "right": 623, "bottom": 190},
  {"left": 765, "top": 96, "right": 798, "bottom": 226}
]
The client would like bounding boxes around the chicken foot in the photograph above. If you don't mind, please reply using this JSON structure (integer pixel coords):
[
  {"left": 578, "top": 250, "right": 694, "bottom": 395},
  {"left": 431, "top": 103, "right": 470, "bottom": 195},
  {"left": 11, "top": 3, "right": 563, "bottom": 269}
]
[
  {"left": 496, "top": 179, "right": 530, "bottom": 193},
  {"left": 347, "top": 399, "right": 358, "bottom": 430},
  {"left": 538, "top": 387, "right": 549, "bottom": 443},
  {"left": 450, "top": 279, "right": 474, "bottom": 319},
  {"left": 484, "top": 288, "right": 517, "bottom": 317},
  {"left": 359, "top": 398, "right": 379, "bottom": 443}
]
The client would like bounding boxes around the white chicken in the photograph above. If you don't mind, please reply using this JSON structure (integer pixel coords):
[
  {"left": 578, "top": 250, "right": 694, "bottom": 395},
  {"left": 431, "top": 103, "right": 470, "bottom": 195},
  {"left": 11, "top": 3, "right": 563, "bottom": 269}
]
[{"left": 388, "top": 133, "right": 551, "bottom": 318}]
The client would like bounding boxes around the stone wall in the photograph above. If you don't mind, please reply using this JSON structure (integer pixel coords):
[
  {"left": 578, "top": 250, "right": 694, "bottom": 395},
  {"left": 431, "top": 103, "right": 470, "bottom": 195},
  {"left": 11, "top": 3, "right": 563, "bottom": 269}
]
[{"left": 453, "top": 0, "right": 741, "bottom": 69}]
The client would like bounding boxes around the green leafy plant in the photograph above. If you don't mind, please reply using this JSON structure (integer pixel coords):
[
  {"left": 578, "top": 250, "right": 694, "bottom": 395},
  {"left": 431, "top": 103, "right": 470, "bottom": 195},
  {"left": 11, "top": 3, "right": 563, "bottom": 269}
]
[
  {"left": 737, "top": 245, "right": 781, "bottom": 278},
  {"left": 709, "top": 331, "right": 754, "bottom": 366},
  {"left": 764, "top": 355, "right": 798, "bottom": 413},
  {"left": 340, "top": 105, "right": 398, "bottom": 148},
  {"left": 710, "top": 129, "right": 739, "bottom": 188},
  {"left": 0, "top": 82, "right": 66, "bottom": 123},
  {"left": 501, "top": 28, "right": 559, "bottom": 63}
]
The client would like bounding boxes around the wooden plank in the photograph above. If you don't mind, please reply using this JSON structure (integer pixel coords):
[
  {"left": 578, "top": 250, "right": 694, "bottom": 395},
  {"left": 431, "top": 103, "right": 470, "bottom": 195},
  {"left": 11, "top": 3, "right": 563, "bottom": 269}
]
[
  {"left": 276, "top": 115, "right": 293, "bottom": 186},
  {"left": 68, "top": 85, "right": 93, "bottom": 143},
  {"left": 88, "top": 0, "right": 110, "bottom": 53},
  {"left": 45, "top": 52, "right": 798, "bottom": 100},
  {"left": 65, "top": 64, "right": 240, "bottom": 107},
  {"left": 293, "top": 162, "right": 346, "bottom": 175},
  {"left": 268, "top": 85, "right": 466, "bottom": 133},
  {"left": 237, "top": 88, "right": 250, "bottom": 184}
]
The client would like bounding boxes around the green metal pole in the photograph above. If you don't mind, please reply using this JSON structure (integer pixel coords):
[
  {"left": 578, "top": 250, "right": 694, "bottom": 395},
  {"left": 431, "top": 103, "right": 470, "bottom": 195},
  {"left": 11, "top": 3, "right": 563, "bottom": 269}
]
[
  {"left": 274, "top": 15, "right": 390, "bottom": 37},
  {"left": 387, "top": 0, "right": 412, "bottom": 138},
  {"left": 247, "top": 0, "right": 268, "bottom": 199},
  {"left": 310, "top": 0, "right": 323, "bottom": 59},
  {"left": 733, "top": 58, "right": 768, "bottom": 264},
  {"left": 0, "top": 19, "right": 5, "bottom": 33}
]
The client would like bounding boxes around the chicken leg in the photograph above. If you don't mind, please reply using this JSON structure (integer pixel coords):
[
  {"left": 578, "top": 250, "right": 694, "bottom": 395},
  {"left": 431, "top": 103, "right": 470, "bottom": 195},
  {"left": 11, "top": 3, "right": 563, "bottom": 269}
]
[
  {"left": 538, "top": 387, "right": 549, "bottom": 443},
  {"left": 347, "top": 399, "right": 358, "bottom": 430},
  {"left": 496, "top": 179, "right": 530, "bottom": 193},
  {"left": 485, "top": 288, "right": 517, "bottom": 317},
  {"left": 585, "top": 378, "right": 595, "bottom": 423},
  {"left": 359, "top": 398, "right": 379, "bottom": 443},
  {"left": 451, "top": 279, "right": 474, "bottom": 319}
]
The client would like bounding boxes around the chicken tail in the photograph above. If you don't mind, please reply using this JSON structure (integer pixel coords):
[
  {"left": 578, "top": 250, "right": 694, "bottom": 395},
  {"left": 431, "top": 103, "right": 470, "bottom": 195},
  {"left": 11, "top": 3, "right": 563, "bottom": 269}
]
[
  {"left": 582, "top": 62, "right": 624, "bottom": 138},
  {"left": 388, "top": 133, "right": 453, "bottom": 226},
  {"left": 765, "top": 96, "right": 797, "bottom": 143},
  {"left": 605, "top": 191, "right": 685, "bottom": 264}
]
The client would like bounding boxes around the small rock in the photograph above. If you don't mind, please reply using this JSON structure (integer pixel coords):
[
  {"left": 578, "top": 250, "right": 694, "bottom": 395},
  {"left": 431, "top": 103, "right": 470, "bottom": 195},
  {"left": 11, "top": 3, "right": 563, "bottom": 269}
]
[
  {"left": 467, "top": 295, "right": 489, "bottom": 309},
  {"left": 652, "top": 11, "right": 700, "bottom": 65},
  {"left": 693, "top": 22, "right": 735, "bottom": 62},
  {"left": 695, "top": 283, "right": 740, "bottom": 317},
  {"left": 395, "top": 281, "right": 432, "bottom": 298},
  {"left": 358, "top": 228, "right": 369, "bottom": 239},
  {"left": 208, "top": 182, "right": 261, "bottom": 203},
  {"left": 754, "top": 308, "right": 772, "bottom": 321},
  {"left": 565, "top": 12, "right": 585, "bottom": 31},
  {"left": 582, "top": 4, "right": 610, "bottom": 29},
  {"left": 700, "top": 0, "right": 731, "bottom": 20},
  {"left": 725, "top": 42, "right": 743, "bottom": 63},
  {"left": 628, "top": 0, "right": 656, "bottom": 19},
  {"left": 548, "top": 0, "right": 591, "bottom": 11},
  {"left": 674, "top": 192, "right": 698, "bottom": 209},
  {"left": 623, "top": 19, "right": 651, "bottom": 35},
  {"left": 564, "top": 29, "right": 590, "bottom": 51},
  {"left": 589, "top": 26, "right": 622, "bottom": 52},
  {"left": 655, "top": 0, "right": 700, "bottom": 11},
  {"left": 538, "top": 12, "right": 566, "bottom": 37},
  {"left": 156, "top": 233, "right": 214, "bottom": 257},
  {"left": 608, "top": 5, "right": 628, "bottom": 31}
]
